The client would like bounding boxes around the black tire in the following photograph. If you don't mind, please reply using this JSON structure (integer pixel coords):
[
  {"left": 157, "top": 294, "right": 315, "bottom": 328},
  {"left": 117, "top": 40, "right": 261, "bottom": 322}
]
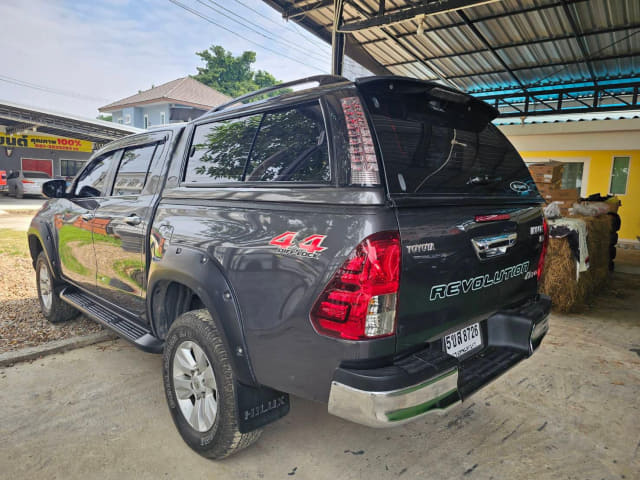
[
  {"left": 163, "top": 309, "right": 261, "bottom": 459},
  {"left": 35, "top": 252, "right": 78, "bottom": 323},
  {"left": 16, "top": 186, "right": 23, "bottom": 199}
]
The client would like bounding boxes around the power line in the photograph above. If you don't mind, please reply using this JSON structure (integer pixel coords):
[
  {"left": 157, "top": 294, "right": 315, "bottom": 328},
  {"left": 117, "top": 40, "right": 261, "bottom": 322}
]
[
  {"left": 167, "top": 0, "right": 326, "bottom": 73},
  {"left": 199, "top": 0, "right": 329, "bottom": 64},
  {"left": 0, "top": 74, "right": 110, "bottom": 102},
  {"left": 230, "top": 0, "right": 332, "bottom": 52}
]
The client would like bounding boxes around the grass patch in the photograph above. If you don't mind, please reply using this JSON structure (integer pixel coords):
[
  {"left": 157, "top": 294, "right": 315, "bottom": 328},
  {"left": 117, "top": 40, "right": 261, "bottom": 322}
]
[
  {"left": 0, "top": 229, "right": 30, "bottom": 257},
  {"left": 113, "top": 258, "right": 144, "bottom": 289}
]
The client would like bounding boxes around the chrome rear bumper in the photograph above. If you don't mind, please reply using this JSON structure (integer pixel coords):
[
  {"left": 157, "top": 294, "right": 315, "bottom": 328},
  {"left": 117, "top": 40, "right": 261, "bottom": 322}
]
[{"left": 328, "top": 369, "right": 460, "bottom": 428}]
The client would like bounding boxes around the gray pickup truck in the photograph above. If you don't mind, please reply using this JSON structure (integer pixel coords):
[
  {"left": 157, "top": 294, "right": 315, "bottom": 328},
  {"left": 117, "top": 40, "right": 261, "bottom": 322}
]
[{"left": 28, "top": 75, "right": 550, "bottom": 459}]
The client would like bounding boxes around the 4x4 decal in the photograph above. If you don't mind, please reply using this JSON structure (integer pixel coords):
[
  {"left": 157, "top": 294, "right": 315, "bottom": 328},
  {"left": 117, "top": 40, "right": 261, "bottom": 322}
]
[{"left": 269, "top": 231, "right": 327, "bottom": 258}]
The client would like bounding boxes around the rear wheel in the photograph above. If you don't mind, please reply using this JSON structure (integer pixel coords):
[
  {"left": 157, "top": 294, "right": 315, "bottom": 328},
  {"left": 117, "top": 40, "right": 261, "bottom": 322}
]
[
  {"left": 16, "top": 185, "right": 23, "bottom": 199},
  {"left": 36, "top": 252, "right": 78, "bottom": 323},
  {"left": 163, "top": 309, "right": 261, "bottom": 459}
]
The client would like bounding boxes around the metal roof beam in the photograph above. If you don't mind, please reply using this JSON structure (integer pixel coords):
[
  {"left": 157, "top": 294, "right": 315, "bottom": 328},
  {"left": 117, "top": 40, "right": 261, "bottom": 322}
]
[
  {"left": 445, "top": 52, "right": 640, "bottom": 81},
  {"left": 479, "top": 81, "right": 640, "bottom": 100},
  {"left": 332, "top": 0, "right": 346, "bottom": 76},
  {"left": 381, "top": 23, "right": 640, "bottom": 66},
  {"left": 560, "top": 0, "right": 598, "bottom": 87},
  {"left": 345, "top": 0, "right": 589, "bottom": 42},
  {"left": 339, "top": 0, "right": 497, "bottom": 33},
  {"left": 284, "top": 0, "right": 333, "bottom": 19},
  {"left": 456, "top": 9, "right": 526, "bottom": 92},
  {"left": 348, "top": 0, "right": 459, "bottom": 87}
]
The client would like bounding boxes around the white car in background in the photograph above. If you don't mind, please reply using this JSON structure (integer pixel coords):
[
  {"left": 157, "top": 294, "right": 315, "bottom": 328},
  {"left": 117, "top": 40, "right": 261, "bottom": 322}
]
[{"left": 6, "top": 170, "right": 51, "bottom": 198}]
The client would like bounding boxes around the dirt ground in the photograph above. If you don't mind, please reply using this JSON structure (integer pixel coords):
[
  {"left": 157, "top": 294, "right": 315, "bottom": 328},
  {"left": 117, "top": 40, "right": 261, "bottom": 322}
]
[
  {"left": 0, "top": 214, "right": 102, "bottom": 353},
  {"left": 1, "top": 270, "right": 638, "bottom": 479}
]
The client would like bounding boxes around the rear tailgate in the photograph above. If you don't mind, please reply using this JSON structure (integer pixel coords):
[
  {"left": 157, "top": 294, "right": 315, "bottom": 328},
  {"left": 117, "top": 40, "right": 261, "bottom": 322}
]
[
  {"left": 357, "top": 78, "right": 546, "bottom": 353},
  {"left": 395, "top": 203, "right": 544, "bottom": 351}
]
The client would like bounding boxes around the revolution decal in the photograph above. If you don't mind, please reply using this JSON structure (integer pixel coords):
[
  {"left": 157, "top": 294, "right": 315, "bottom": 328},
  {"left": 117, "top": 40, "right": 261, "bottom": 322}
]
[
  {"left": 429, "top": 261, "right": 530, "bottom": 301},
  {"left": 269, "top": 231, "right": 327, "bottom": 258}
]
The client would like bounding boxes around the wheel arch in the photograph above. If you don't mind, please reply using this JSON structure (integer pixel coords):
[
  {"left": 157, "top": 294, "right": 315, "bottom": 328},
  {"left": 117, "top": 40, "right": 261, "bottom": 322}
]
[
  {"left": 147, "top": 247, "right": 256, "bottom": 386},
  {"left": 27, "top": 222, "right": 60, "bottom": 280}
]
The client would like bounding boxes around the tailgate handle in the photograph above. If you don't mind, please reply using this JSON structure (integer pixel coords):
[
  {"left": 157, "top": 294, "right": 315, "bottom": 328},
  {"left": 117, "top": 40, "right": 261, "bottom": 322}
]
[{"left": 471, "top": 233, "right": 517, "bottom": 260}]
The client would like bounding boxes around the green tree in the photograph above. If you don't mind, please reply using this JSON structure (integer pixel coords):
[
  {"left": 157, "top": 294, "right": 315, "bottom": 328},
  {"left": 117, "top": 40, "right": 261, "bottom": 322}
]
[
  {"left": 193, "top": 45, "right": 284, "bottom": 99},
  {"left": 96, "top": 114, "right": 112, "bottom": 122}
]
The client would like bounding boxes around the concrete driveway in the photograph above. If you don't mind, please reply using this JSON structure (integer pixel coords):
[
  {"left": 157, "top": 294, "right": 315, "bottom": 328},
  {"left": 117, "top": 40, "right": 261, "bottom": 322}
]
[{"left": 1, "top": 273, "right": 639, "bottom": 479}]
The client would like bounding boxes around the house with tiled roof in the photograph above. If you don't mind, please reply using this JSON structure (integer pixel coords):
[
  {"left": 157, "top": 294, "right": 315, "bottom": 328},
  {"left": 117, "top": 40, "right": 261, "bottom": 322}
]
[{"left": 99, "top": 77, "right": 230, "bottom": 129}]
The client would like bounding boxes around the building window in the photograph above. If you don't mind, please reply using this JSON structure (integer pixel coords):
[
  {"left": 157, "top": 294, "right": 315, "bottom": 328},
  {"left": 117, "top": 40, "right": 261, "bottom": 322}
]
[
  {"left": 144, "top": 115, "right": 149, "bottom": 129},
  {"left": 160, "top": 112, "right": 166, "bottom": 125},
  {"left": 124, "top": 114, "right": 131, "bottom": 125},
  {"left": 610, "top": 156, "right": 630, "bottom": 195},
  {"left": 60, "top": 159, "right": 86, "bottom": 178},
  {"left": 561, "top": 162, "right": 584, "bottom": 190},
  {"left": 118, "top": 118, "right": 123, "bottom": 124}
]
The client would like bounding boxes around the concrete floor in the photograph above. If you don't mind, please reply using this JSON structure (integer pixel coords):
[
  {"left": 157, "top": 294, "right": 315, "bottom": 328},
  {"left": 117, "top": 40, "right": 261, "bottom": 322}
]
[{"left": 1, "top": 274, "right": 639, "bottom": 479}]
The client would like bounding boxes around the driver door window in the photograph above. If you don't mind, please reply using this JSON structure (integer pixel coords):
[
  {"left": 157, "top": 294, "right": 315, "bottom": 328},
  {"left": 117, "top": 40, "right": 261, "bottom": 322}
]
[{"left": 74, "top": 151, "right": 119, "bottom": 197}]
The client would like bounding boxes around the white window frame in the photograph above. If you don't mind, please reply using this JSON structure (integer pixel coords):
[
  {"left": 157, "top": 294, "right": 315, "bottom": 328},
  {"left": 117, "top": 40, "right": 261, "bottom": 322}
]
[
  {"left": 160, "top": 112, "right": 166, "bottom": 125},
  {"left": 124, "top": 114, "right": 131, "bottom": 125},
  {"left": 523, "top": 156, "right": 591, "bottom": 197},
  {"left": 609, "top": 155, "right": 631, "bottom": 196},
  {"left": 60, "top": 158, "right": 86, "bottom": 178}
]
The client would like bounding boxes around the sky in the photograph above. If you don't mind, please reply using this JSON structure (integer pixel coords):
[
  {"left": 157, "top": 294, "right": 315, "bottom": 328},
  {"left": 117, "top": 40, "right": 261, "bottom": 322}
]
[{"left": 0, "top": 0, "right": 347, "bottom": 118}]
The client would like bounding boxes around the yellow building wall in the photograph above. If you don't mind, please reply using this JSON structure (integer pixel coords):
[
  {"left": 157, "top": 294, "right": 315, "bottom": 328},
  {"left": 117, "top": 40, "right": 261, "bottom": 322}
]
[{"left": 520, "top": 150, "right": 639, "bottom": 241}]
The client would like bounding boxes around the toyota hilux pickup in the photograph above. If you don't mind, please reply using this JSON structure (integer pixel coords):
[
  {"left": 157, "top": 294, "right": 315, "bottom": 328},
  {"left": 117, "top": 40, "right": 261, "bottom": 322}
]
[{"left": 28, "top": 75, "right": 550, "bottom": 459}]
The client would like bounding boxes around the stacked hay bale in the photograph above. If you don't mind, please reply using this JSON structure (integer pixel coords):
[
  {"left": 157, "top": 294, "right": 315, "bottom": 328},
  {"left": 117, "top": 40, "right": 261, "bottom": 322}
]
[{"left": 539, "top": 215, "right": 613, "bottom": 312}]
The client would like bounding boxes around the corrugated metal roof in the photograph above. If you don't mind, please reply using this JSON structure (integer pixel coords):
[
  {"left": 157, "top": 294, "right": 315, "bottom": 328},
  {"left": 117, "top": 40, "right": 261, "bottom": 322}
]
[
  {"left": 0, "top": 99, "right": 142, "bottom": 144},
  {"left": 494, "top": 108, "right": 640, "bottom": 124},
  {"left": 263, "top": 0, "right": 640, "bottom": 117}
]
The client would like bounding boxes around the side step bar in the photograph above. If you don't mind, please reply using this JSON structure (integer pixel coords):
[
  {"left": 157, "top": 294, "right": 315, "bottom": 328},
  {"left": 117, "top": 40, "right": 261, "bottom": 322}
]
[{"left": 60, "top": 287, "right": 163, "bottom": 353}]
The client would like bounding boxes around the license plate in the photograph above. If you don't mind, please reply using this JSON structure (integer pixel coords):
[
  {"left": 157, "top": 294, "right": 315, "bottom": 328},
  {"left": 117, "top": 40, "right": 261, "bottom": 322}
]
[{"left": 443, "top": 323, "right": 482, "bottom": 358}]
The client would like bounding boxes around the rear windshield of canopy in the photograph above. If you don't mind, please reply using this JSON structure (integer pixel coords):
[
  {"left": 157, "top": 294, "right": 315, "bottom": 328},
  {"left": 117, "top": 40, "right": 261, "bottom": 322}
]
[{"left": 360, "top": 82, "right": 538, "bottom": 197}]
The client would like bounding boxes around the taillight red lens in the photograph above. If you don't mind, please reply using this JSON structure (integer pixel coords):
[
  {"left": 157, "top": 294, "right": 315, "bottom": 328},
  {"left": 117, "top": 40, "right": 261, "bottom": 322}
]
[
  {"left": 21, "top": 179, "right": 34, "bottom": 184},
  {"left": 475, "top": 213, "right": 511, "bottom": 222},
  {"left": 537, "top": 217, "right": 549, "bottom": 279},
  {"left": 310, "top": 231, "right": 401, "bottom": 340},
  {"left": 340, "top": 96, "right": 380, "bottom": 186}
]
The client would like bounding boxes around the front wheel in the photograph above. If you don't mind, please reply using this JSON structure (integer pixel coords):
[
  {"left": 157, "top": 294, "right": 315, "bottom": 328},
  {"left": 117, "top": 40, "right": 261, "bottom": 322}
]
[
  {"left": 36, "top": 252, "right": 78, "bottom": 323},
  {"left": 163, "top": 309, "right": 261, "bottom": 459}
]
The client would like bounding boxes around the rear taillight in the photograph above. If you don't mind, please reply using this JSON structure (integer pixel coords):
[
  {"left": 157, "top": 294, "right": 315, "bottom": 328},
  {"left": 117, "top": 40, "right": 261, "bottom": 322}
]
[
  {"left": 21, "top": 179, "right": 34, "bottom": 184},
  {"left": 311, "top": 231, "right": 401, "bottom": 340},
  {"left": 340, "top": 96, "right": 380, "bottom": 186},
  {"left": 537, "top": 217, "right": 549, "bottom": 279}
]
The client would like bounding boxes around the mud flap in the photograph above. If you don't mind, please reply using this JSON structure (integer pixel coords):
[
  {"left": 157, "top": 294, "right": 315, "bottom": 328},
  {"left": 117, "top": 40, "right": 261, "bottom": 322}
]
[{"left": 235, "top": 382, "right": 290, "bottom": 433}]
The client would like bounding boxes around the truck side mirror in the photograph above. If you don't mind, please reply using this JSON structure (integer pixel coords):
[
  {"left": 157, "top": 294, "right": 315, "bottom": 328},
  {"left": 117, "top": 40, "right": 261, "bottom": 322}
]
[{"left": 42, "top": 179, "right": 68, "bottom": 199}]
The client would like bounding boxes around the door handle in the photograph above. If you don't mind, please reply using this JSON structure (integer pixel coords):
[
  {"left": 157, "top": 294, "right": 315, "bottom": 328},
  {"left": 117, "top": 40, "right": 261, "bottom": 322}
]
[
  {"left": 81, "top": 213, "right": 94, "bottom": 221},
  {"left": 471, "top": 233, "right": 517, "bottom": 260},
  {"left": 124, "top": 215, "right": 142, "bottom": 226}
]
